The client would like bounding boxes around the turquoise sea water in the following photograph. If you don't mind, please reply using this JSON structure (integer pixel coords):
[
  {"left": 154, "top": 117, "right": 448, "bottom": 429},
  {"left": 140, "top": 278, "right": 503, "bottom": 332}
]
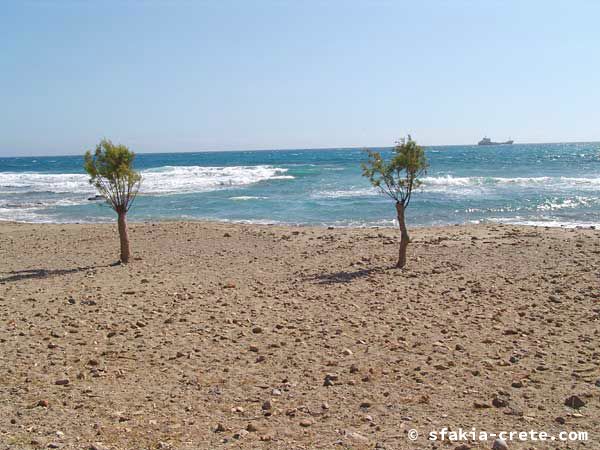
[{"left": 1, "top": 143, "right": 599, "bottom": 227}]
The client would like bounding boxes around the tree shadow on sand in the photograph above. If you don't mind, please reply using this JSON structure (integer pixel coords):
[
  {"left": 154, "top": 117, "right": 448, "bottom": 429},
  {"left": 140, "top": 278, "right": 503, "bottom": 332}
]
[
  {"left": 307, "top": 266, "right": 389, "bottom": 285},
  {"left": 0, "top": 263, "right": 117, "bottom": 284}
]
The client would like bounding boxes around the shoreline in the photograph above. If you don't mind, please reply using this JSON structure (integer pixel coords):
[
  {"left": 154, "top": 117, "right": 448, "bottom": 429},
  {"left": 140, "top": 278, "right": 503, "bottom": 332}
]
[
  {"left": 0, "top": 217, "right": 598, "bottom": 230},
  {"left": 1, "top": 221, "right": 598, "bottom": 449}
]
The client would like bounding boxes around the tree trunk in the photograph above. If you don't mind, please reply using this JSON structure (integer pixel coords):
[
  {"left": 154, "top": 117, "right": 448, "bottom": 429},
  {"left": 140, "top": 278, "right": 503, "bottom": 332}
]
[
  {"left": 117, "top": 211, "right": 131, "bottom": 264},
  {"left": 395, "top": 202, "right": 410, "bottom": 268}
]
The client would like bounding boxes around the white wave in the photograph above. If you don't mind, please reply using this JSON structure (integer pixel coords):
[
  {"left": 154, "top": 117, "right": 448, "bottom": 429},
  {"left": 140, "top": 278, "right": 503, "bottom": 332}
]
[
  {"left": 313, "top": 175, "right": 600, "bottom": 199},
  {"left": 0, "top": 198, "right": 89, "bottom": 209},
  {"left": 487, "top": 217, "right": 599, "bottom": 229},
  {"left": 0, "top": 207, "right": 51, "bottom": 222},
  {"left": 0, "top": 172, "right": 93, "bottom": 194},
  {"left": 536, "top": 196, "right": 597, "bottom": 211},
  {"left": 310, "top": 175, "right": 600, "bottom": 199},
  {"left": 216, "top": 217, "right": 285, "bottom": 225},
  {"left": 229, "top": 196, "right": 268, "bottom": 201},
  {"left": 422, "top": 175, "right": 600, "bottom": 188},
  {"left": 312, "top": 187, "right": 378, "bottom": 199},
  {"left": 422, "top": 175, "right": 476, "bottom": 186},
  {"left": 0, "top": 196, "right": 106, "bottom": 223},
  {"left": 0, "top": 165, "right": 293, "bottom": 196},
  {"left": 141, "top": 165, "right": 292, "bottom": 194}
]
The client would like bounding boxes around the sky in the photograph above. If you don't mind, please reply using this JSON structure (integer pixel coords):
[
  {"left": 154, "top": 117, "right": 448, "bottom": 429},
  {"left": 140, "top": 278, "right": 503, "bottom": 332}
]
[{"left": 1, "top": 0, "right": 599, "bottom": 156}]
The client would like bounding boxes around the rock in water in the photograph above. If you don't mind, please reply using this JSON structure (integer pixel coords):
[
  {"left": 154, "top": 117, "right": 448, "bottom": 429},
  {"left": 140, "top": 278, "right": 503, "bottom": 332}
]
[{"left": 492, "top": 438, "right": 508, "bottom": 450}]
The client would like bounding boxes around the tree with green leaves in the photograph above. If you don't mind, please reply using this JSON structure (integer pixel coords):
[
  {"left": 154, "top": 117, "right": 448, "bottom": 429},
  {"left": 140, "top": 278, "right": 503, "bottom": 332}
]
[
  {"left": 361, "top": 135, "right": 428, "bottom": 268},
  {"left": 84, "top": 139, "right": 141, "bottom": 264}
]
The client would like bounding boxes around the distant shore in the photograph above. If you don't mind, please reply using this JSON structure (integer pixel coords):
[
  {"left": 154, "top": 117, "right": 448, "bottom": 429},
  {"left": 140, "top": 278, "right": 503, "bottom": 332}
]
[{"left": 0, "top": 221, "right": 598, "bottom": 449}]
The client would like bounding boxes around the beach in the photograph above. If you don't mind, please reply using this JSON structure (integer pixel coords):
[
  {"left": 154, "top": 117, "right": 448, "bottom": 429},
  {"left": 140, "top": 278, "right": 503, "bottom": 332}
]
[{"left": 0, "top": 220, "right": 598, "bottom": 449}]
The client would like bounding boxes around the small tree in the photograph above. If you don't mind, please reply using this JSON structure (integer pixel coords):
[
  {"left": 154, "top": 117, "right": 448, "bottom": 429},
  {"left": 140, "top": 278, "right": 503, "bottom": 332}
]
[
  {"left": 84, "top": 139, "right": 141, "bottom": 263},
  {"left": 362, "top": 136, "right": 428, "bottom": 268}
]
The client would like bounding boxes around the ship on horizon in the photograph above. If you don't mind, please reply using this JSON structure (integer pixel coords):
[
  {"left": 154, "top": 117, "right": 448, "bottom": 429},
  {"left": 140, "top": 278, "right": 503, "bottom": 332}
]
[{"left": 478, "top": 136, "right": 514, "bottom": 146}]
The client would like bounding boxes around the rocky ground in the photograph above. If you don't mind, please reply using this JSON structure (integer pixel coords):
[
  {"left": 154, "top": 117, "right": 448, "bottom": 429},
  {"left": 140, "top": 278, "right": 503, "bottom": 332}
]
[{"left": 0, "top": 221, "right": 598, "bottom": 450}]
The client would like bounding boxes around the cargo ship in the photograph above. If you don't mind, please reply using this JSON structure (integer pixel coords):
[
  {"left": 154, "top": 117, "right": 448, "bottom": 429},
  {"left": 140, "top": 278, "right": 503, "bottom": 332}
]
[{"left": 478, "top": 137, "right": 514, "bottom": 145}]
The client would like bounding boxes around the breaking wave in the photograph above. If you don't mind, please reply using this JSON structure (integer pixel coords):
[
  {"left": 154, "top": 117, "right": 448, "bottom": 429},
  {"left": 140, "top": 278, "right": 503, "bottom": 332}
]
[
  {"left": 312, "top": 187, "right": 378, "bottom": 199},
  {"left": 422, "top": 175, "right": 600, "bottom": 189},
  {"left": 0, "top": 165, "right": 293, "bottom": 196},
  {"left": 229, "top": 196, "right": 268, "bottom": 201}
]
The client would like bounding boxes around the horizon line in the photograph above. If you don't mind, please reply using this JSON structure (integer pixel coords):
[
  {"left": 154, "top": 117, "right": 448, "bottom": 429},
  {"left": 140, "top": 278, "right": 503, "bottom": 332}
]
[{"left": 1, "top": 140, "right": 599, "bottom": 159}]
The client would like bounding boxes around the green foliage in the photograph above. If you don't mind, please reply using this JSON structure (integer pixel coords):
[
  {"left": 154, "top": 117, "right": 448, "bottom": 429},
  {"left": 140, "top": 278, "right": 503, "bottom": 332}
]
[
  {"left": 361, "top": 136, "right": 428, "bottom": 206},
  {"left": 84, "top": 139, "right": 141, "bottom": 214}
]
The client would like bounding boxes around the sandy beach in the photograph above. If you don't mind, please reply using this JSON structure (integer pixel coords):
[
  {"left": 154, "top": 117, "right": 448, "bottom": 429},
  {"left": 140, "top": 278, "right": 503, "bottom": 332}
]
[{"left": 0, "top": 221, "right": 598, "bottom": 449}]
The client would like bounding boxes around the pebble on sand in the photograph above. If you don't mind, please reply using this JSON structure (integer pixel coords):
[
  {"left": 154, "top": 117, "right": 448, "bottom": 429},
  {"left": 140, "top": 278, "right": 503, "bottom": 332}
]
[
  {"left": 262, "top": 400, "right": 272, "bottom": 411},
  {"left": 323, "top": 373, "right": 338, "bottom": 386},
  {"left": 491, "top": 437, "right": 508, "bottom": 450},
  {"left": 299, "top": 419, "right": 314, "bottom": 427},
  {"left": 564, "top": 395, "right": 586, "bottom": 409},
  {"left": 492, "top": 397, "right": 508, "bottom": 408},
  {"left": 89, "top": 444, "right": 110, "bottom": 450},
  {"left": 233, "top": 429, "right": 249, "bottom": 439},
  {"left": 345, "top": 431, "right": 369, "bottom": 443}
]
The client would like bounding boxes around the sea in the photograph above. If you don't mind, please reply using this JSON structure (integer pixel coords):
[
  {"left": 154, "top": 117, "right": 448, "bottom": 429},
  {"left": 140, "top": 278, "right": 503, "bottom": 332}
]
[{"left": 1, "top": 142, "right": 599, "bottom": 228}]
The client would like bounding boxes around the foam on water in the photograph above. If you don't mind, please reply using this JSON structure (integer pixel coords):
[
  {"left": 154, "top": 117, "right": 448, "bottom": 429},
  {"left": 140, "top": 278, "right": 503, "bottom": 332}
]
[
  {"left": 229, "top": 196, "right": 268, "bottom": 201},
  {"left": 140, "top": 165, "right": 293, "bottom": 194},
  {"left": 536, "top": 196, "right": 597, "bottom": 211},
  {"left": 0, "top": 207, "right": 50, "bottom": 222},
  {"left": 311, "top": 187, "right": 378, "bottom": 198},
  {"left": 0, "top": 165, "right": 293, "bottom": 196},
  {"left": 487, "top": 217, "right": 599, "bottom": 228},
  {"left": 422, "top": 175, "right": 600, "bottom": 188},
  {"left": 0, "top": 172, "right": 92, "bottom": 194}
]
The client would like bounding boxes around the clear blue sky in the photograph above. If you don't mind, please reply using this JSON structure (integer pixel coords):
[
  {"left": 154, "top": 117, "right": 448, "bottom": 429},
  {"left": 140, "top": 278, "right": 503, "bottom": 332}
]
[{"left": 1, "top": 0, "right": 599, "bottom": 156}]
